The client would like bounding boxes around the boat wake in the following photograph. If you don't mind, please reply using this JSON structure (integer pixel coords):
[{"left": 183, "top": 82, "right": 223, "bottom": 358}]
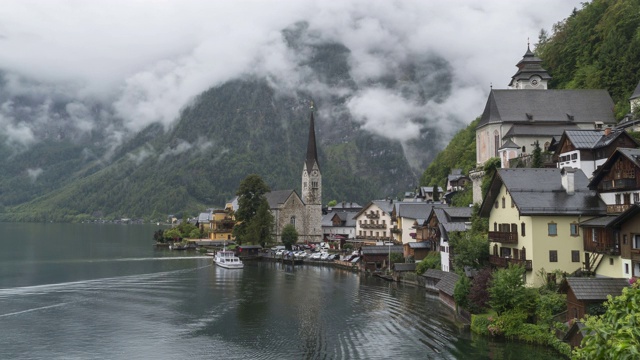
[{"left": 0, "top": 302, "right": 70, "bottom": 318}]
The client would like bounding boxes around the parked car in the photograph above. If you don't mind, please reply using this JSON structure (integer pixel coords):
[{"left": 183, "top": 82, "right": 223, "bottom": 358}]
[
  {"left": 275, "top": 249, "right": 285, "bottom": 256},
  {"left": 320, "top": 252, "right": 331, "bottom": 261},
  {"left": 310, "top": 252, "right": 322, "bottom": 260}
]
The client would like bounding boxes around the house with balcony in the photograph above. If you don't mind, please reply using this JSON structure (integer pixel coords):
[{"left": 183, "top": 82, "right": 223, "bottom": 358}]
[
  {"left": 580, "top": 148, "right": 640, "bottom": 278},
  {"left": 352, "top": 200, "right": 395, "bottom": 246},
  {"left": 479, "top": 167, "right": 607, "bottom": 287},
  {"left": 392, "top": 202, "right": 447, "bottom": 244},
  {"left": 554, "top": 128, "right": 638, "bottom": 178},
  {"left": 322, "top": 210, "right": 357, "bottom": 243},
  {"left": 426, "top": 207, "right": 473, "bottom": 272},
  {"left": 209, "top": 207, "right": 236, "bottom": 241}
]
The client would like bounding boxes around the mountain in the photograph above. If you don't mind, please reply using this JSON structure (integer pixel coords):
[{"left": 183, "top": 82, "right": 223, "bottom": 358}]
[{"left": 0, "top": 22, "right": 457, "bottom": 222}]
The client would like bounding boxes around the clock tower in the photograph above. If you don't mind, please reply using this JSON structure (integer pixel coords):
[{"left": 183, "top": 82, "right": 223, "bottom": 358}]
[
  {"left": 301, "top": 103, "right": 322, "bottom": 242},
  {"left": 508, "top": 44, "right": 551, "bottom": 90}
]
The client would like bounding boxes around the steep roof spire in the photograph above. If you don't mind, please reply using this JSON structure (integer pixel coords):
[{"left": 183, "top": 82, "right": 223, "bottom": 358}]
[{"left": 306, "top": 101, "right": 319, "bottom": 172}]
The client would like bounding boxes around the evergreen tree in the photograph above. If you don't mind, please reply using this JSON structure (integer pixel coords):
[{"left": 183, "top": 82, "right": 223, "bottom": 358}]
[
  {"left": 532, "top": 140, "right": 542, "bottom": 168},
  {"left": 234, "top": 174, "right": 271, "bottom": 244}
]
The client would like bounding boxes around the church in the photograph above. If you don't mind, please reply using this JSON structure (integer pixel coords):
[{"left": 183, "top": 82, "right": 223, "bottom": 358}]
[{"left": 265, "top": 107, "right": 323, "bottom": 244}]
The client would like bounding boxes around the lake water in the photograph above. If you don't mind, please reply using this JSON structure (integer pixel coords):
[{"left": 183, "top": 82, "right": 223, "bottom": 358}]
[{"left": 0, "top": 223, "right": 564, "bottom": 359}]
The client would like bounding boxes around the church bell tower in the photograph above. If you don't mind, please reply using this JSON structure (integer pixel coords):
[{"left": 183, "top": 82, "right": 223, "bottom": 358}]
[{"left": 301, "top": 103, "right": 322, "bottom": 242}]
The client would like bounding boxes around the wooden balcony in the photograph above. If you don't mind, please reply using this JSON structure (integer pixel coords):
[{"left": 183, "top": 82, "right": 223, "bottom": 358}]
[
  {"left": 607, "top": 204, "right": 633, "bottom": 214},
  {"left": 361, "top": 223, "right": 386, "bottom": 229},
  {"left": 584, "top": 241, "right": 621, "bottom": 256},
  {"left": 489, "top": 255, "right": 532, "bottom": 271},
  {"left": 488, "top": 231, "right": 518, "bottom": 244},
  {"left": 365, "top": 212, "right": 380, "bottom": 219}
]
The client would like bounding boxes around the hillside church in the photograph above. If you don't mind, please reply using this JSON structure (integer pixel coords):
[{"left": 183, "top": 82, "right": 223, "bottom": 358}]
[{"left": 265, "top": 107, "right": 323, "bottom": 243}]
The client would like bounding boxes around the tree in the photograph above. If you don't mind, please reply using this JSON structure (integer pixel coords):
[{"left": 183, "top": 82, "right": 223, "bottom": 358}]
[
  {"left": 244, "top": 199, "right": 274, "bottom": 246},
  {"left": 327, "top": 200, "right": 337, "bottom": 207},
  {"left": 574, "top": 281, "right": 640, "bottom": 360},
  {"left": 234, "top": 174, "right": 271, "bottom": 244},
  {"left": 454, "top": 275, "right": 471, "bottom": 310},
  {"left": 488, "top": 264, "right": 528, "bottom": 315},
  {"left": 532, "top": 140, "right": 542, "bottom": 168},
  {"left": 449, "top": 231, "right": 490, "bottom": 272},
  {"left": 281, "top": 223, "right": 298, "bottom": 250},
  {"left": 468, "top": 267, "right": 492, "bottom": 313}
]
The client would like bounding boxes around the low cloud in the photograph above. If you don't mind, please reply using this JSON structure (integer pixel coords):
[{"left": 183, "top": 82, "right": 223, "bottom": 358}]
[
  {"left": 26, "top": 167, "right": 43, "bottom": 182},
  {"left": 0, "top": 0, "right": 581, "bottom": 155}
]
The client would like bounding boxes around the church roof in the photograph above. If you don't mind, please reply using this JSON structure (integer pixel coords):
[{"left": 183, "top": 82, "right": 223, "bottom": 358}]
[
  {"left": 265, "top": 189, "right": 302, "bottom": 209},
  {"left": 509, "top": 45, "right": 552, "bottom": 87},
  {"left": 499, "top": 139, "right": 520, "bottom": 150},
  {"left": 305, "top": 111, "right": 320, "bottom": 172},
  {"left": 503, "top": 124, "right": 581, "bottom": 138},
  {"left": 478, "top": 89, "right": 616, "bottom": 129},
  {"left": 630, "top": 79, "right": 640, "bottom": 100}
]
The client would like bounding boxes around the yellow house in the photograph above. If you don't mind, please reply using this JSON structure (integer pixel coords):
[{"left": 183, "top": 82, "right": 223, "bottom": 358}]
[
  {"left": 480, "top": 168, "right": 607, "bottom": 287},
  {"left": 209, "top": 205, "right": 236, "bottom": 241}
]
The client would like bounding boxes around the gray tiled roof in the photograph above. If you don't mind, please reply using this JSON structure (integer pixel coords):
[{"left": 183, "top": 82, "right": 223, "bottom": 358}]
[
  {"left": 478, "top": 89, "right": 616, "bottom": 128},
  {"left": 580, "top": 215, "right": 617, "bottom": 227},
  {"left": 265, "top": 190, "right": 298, "bottom": 209},
  {"left": 504, "top": 124, "right": 580, "bottom": 138},
  {"left": 443, "top": 223, "right": 468, "bottom": 233},
  {"left": 393, "top": 263, "right": 416, "bottom": 272},
  {"left": 563, "top": 130, "right": 625, "bottom": 150},
  {"left": 361, "top": 245, "right": 403, "bottom": 255},
  {"left": 444, "top": 207, "right": 473, "bottom": 219},
  {"left": 422, "top": 268, "right": 446, "bottom": 280},
  {"left": 408, "top": 241, "right": 431, "bottom": 249},
  {"left": 397, "top": 203, "right": 443, "bottom": 220},
  {"left": 499, "top": 139, "right": 520, "bottom": 149},
  {"left": 481, "top": 168, "right": 606, "bottom": 216},
  {"left": 566, "top": 277, "right": 629, "bottom": 301},
  {"left": 631, "top": 80, "right": 640, "bottom": 100},
  {"left": 435, "top": 272, "right": 460, "bottom": 297}
]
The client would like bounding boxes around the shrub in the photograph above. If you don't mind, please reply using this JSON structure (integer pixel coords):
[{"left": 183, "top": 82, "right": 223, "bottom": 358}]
[{"left": 468, "top": 267, "right": 492, "bottom": 313}]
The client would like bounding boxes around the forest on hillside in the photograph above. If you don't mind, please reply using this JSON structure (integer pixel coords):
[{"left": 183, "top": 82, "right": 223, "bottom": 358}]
[{"left": 420, "top": 0, "right": 640, "bottom": 193}]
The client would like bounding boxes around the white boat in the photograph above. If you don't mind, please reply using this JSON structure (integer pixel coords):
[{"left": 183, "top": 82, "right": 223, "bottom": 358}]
[{"left": 214, "top": 250, "right": 244, "bottom": 269}]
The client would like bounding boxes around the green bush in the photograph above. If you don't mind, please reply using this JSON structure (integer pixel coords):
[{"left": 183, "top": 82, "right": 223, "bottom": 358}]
[
  {"left": 470, "top": 314, "right": 492, "bottom": 336},
  {"left": 415, "top": 252, "right": 440, "bottom": 274}
]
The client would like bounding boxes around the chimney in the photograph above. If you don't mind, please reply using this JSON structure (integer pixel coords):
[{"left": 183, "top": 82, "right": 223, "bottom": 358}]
[
  {"left": 561, "top": 167, "right": 576, "bottom": 195},
  {"left": 604, "top": 126, "right": 612, "bottom": 136}
]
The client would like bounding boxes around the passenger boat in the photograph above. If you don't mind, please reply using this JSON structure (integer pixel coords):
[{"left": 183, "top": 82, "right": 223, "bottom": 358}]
[{"left": 214, "top": 250, "right": 244, "bottom": 269}]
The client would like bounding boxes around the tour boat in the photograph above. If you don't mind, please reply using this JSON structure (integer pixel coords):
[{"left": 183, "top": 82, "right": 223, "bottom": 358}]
[{"left": 214, "top": 250, "right": 244, "bottom": 269}]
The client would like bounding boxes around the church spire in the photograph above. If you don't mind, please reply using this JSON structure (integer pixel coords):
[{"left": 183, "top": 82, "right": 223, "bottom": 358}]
[
  {"left": 508, "top": 42, "right": 551, "bottom": 89},
  {"left": 305, "top": 102, "right": 319, "bottom": 172}
]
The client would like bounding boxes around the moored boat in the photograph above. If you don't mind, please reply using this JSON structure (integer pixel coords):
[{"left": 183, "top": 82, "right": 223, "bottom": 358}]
[{"left": 214, "top": 250, "right": 244, "bottom": 269}]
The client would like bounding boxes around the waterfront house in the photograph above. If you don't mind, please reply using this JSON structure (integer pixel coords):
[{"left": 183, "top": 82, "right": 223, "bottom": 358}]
[
  {"left": 564, "top": 277, "right": 629, "bottom": 322},
  {"left": 209, "top": 207, "right": 236, "bottom": 241},
  {"left": 235, "top": 245, "right": 262, "bottom": 259},
  {"left": 353, "top": 200, "right": 395, "bottom": 246},
  {"left": 424, "top": 206, "right": 472, "bottom": 272},
  {"left": 554, "top": 129, "right": 638, "bottom": 178},
  {"left": 422, "top": 269, "right": 459, "bottom": 310},
  {"left": 322, "top": 201, "right": 361, "bottom": 245},
  {"left": 360, "top": 245, "right": 403, "bottom": 272},
  {"left": 480, "top": 168, "right": 607, "bottom": 287}
]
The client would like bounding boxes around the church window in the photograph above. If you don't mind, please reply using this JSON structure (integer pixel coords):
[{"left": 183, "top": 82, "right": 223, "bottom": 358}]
[
  {"left": 522, "top": 146, "right": 526, "bottom": 153},
  {"left": 290, "top": 216, "right": 296, "bottom": 226},
  {"left": 303, "top": 182, "right": 307, "bottom": 189},
  {"left": 494, "top": 131, "right": 499, "bottom": 157}
]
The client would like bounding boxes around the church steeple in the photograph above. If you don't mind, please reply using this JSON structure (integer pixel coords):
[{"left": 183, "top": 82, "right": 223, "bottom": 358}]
[
  {"left": 305, "top": 106, "right": 320, "bottom": 173},
  {"left": 508, "top": 43, "right": 551, "bottom": 89}
]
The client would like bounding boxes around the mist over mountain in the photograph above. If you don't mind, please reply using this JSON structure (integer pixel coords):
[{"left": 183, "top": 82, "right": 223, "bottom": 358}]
[{"left": 0, "top": 1, "right": 580, "bottom": 221}]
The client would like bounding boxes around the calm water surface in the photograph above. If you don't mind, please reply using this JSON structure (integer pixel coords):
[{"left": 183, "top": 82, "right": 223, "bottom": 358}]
[{"left": 0, "top": 223, "right": 564, "bottom": 359}]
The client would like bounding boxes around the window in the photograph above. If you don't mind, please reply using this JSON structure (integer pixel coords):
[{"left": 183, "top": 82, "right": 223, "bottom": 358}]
[
  {"left": 616, "top": 194, "right": 621, "bottom": 205},
  {"left": 624, "top": 234, "right": 628, "bottom": 245},
  {"left": 548, "top": 222, "right": 557, "bottom": 236},
  {"left": 571, "top": 153, "right": 578, "bottom": 160},
  {"left": 303, "top": 182, "right": 307, "bottom": 189},
  {"left": 624, "top": 193, "right": 631, "bottom": 205},
  {"left": 609, "top": 258, "right": 614, "bottom": 266},
  {"left": 634, "top": 235, "right": 640, "bottom": 250},
  {"left": 549, "top": 250, "right": 558, "bottom": 262},
  {"left": 592, "top": 228, "right": 599, "bottom": 242},
  {"left": 625, "top": 263, "right": 630, "bottom": 275},
  {"left": 521, "top": 222, "right": 526, "bottom": 237},
  {"left": 495, "top": 201, "right": 499, "bottom": 209},
  {"left": 522, "top": 146, "right": 526, "bottom": 153},
  {"left": 501, "top": 197, "right": 505, "bottom": 208},
  {"left": 635, "top": 193, "right": 640, "bottom": 203},
  {"left": 290, "top": 216, "right": 296, "bottom": 226},
  {"left": 571, "top": 250, "right": 580, "bottom": 263},
  {"left": 494, "top": 222, "right": 497, "bottom": 231},
  {"left": 570, "top": 223, "right": 579, "bottom": 237},
  {"left": 494, "top": 131, "right": 500, "bottom": 157}
]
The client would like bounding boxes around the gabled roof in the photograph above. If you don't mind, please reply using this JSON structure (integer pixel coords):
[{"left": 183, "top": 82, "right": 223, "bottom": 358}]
[
  {"left": 329, "top": 202, "right": 363, "bottom": 211},
  {"left": 393, "top": 263, "right": 416, "bottom": 272},
  {"left": 198, "top": 212, "right": 211, "bottom": 222},
  {"left": 265, "top": 189, "right": 302, "bottom": 209},
  {"left": 408, "top": 241, "right": 431, "bottom": 249},
  {"left": 580, "top": 215, "right": 617, "bottom": 227},
  {"left": 499, "top": 139, "right": 520, "bottom": 150},
  {"left": 444, "top": 207, "right": 473, "bottom": 219},
  {"left": 396, "top": 203, "right": 445, "bottom": 220},
  {"left": 361, "top": 245, "right": 403, "bottom": 255},
  {"left": 566, "top": 277, "right": 629, "bottom": 301},
  {"left": 435, "top": 271, "right": 460, "bottom": 297},
  {"left": 480, "top": 168, "right": 606, "bottom": 217},
  {"left": 352, "top": 200, "right": 395, "bottom": 219},
  {"left": 589, "top": 148, "right": 640, "bottom": 189},
  {"left": 477, "top": 89, "right": 616, "bottom": 129},
  {"left": 559, "top": 129, "right": 636, "bottom": 151},
  {"left": 630, "top": 79, "right": 640, "bottom": 101}
]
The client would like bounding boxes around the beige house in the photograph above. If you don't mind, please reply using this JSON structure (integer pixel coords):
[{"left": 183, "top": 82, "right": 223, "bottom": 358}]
[
  {"left": 480, "top": 167, "right": 607, "bottom": 287},
  {"left": 353, "top": 200, "right": 395, "bottom": 245}
]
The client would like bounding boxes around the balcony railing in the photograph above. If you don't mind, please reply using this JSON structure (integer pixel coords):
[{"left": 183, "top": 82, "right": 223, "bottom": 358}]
[
  {"left": 489, "top": 255, "right": 532, "bottom": 271},
  {"left": 365, "top": 212, "right": 380, "bottom": 219},
  {"left": 584, "top": 241, "right": 621, "bottom": 256},
  {"left": 361, "top": 223, "right": 386, "bottom": 229},
  {"left": 601, "top": 178, "right": 637, "bottom": 191},
  {"left": 607, "top": 204, "right": 633, "bottom": 214},
  {"left": 488, "top": 231, "right": 518, "bottom": 244}
]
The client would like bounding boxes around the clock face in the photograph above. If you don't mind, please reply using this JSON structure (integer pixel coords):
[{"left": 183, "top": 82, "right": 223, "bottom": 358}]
[
  {"left": 531, "top": 79, "right": 538, "bottom": 86},
  {"left": 312, "top": 170, "right": 317, "bottom": 176}
]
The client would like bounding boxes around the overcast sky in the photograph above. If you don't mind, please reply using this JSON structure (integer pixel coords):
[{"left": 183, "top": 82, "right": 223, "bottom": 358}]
[{"left": 0, "top": 0, "right": 584, "bottom": 151}]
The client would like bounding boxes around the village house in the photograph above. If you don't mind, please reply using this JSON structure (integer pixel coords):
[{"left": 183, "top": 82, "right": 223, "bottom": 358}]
[
  {"left": 415, "top": 186, "right": 444, "bottom": 202},
  {"left": 392, "top": 202, "right": 445, "bottom": 245},
  {"left": 426, "top": 206, "right": 472, "bottom": 272},
  {"left": 579, "top": 148, "right": 640, "bottom": 278},
  {"left": 359, "top": 245, "right": 403, "bottom": 272},
  {"left": 422, "top": 269, "right": 460, "bottom": 311},
  {"left": 480, "top": 167, "right": 607, "bottom": 287},
  {"left": 208, "top": 206, "right": 236, "bottom": 241},
  {"left": 321, "top": 202, "right": 362, "bottom": 244},
  {"left": 564, "top": 277, "right": 629, "bottom": 323},
  {"left": 352, "top": 200, "right": 395, "bottom": 246},
  {"left": 553, "top": 128, "right": 638, "bottom": 178}
]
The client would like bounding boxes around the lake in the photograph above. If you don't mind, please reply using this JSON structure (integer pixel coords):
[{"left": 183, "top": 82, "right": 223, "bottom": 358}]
[{"left": 0, "top": 223, "right": 564, "bottom": 359}]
